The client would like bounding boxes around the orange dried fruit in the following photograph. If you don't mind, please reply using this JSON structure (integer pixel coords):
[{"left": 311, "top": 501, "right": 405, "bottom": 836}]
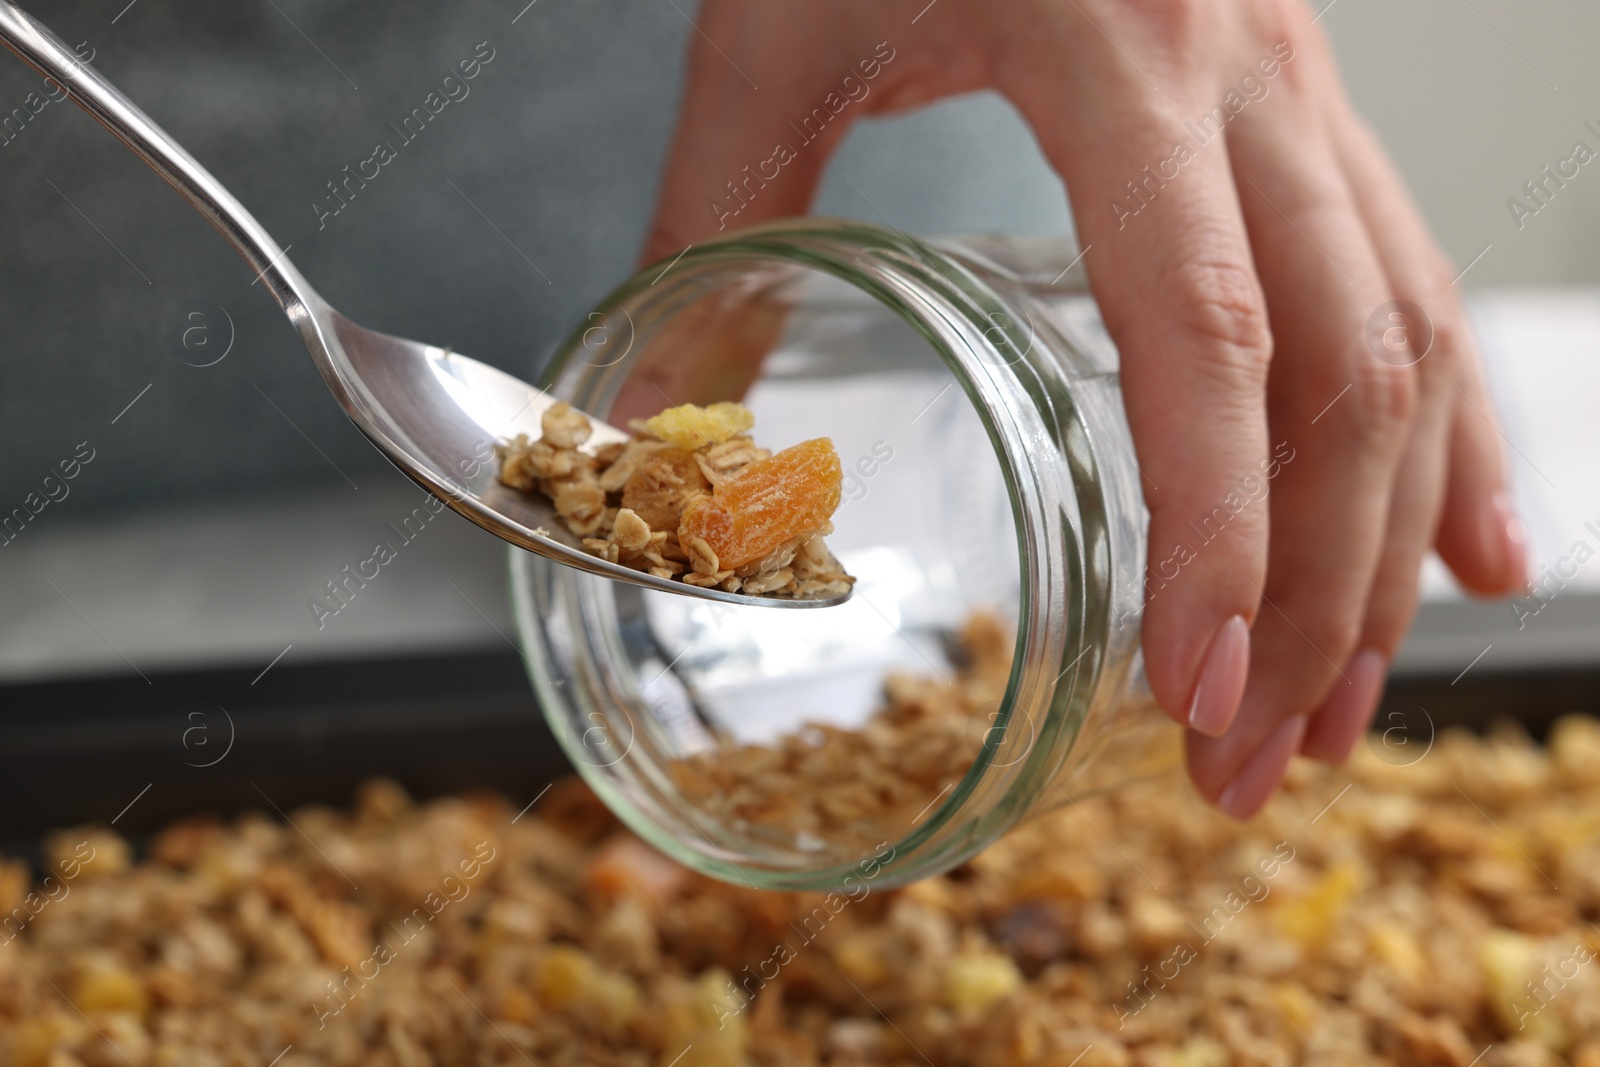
[
  {"left": 621, "top": 448, "right": 711, "bottom": 532},
  {"left": 584, "top": 836, "right": 687, "bottom": 906},
  {"left": 678, "top": 438, "right": 841, "bottom": 571},
  {"left": 643, "top": 402, "right": 755, "bottom": 450}
]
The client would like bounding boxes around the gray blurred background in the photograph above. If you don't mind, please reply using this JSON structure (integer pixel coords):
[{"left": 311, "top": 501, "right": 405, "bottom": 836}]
[{"left": 0, "top": 0, "right": 1597, "bottom": 682}]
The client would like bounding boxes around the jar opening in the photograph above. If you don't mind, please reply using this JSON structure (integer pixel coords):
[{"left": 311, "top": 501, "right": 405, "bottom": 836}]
[{"left": 513, "top": 221, "right": 1112, "bottom": 890}]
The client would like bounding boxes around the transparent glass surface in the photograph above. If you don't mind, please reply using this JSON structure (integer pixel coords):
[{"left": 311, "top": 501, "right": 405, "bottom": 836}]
[
  {"left": 509, "top": 222, "right": 1179, "bottom": 891},
  {"left": 621, "top": 274, "right": 1016, "bottom": 854}
]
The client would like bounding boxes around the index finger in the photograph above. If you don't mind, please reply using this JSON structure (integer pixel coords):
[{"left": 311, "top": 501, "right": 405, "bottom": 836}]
[{"left": 997, "top": 12, "right": 1273, "bottom": 737}]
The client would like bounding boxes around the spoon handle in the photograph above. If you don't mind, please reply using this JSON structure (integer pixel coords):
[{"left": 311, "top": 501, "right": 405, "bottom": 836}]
[{"left": 0, "top": 1, "right": 314, "bottom": 310}]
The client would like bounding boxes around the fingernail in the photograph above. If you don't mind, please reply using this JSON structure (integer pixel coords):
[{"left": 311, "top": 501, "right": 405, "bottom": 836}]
[
  {"left": 1215, "top": 714, "right": 1307, "bottom": 820},
  {"left": 1493, "top": 489, "right": 1532, "bottom": 592},
  {"left": 1186, "top": 614, "right": 1251, "bottom": 738},
  {"left": 1300, "top": 648, "right": 1389, "bottom": 764}
]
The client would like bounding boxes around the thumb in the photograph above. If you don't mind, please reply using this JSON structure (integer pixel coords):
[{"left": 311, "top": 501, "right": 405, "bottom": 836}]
[
  {"left": 625, "top": 5, "right": 886, "bottom": 418},
  {"left": 642, "top": 6, "right": 871, "bottom": 264}
]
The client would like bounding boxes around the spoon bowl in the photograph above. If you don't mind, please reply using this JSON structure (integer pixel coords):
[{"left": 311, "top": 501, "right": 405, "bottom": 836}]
[{"left": 0, "top": 1, "right": 848, "bottom": 609}]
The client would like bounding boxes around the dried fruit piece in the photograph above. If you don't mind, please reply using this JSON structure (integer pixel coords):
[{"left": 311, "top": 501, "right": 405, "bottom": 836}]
[
  {"left": 532, "top": 944, "right": 640, "bottom": 1033},
  {"left": 945, "top": 950, "right": 1023, "bottom": 1010},
  {"left": 73, "top": 961, "right": 148, "bottom": 1014},
  {"left": 621, "top": 448, "right": 711, "bottom": 532},
  {"left": 1271, "top": 859, "right": 1365, "bottom": 946},
  {"left": 643, "top": 402, "right": 755, "bottom": 450},
  {"left": 678, "top": 438, "right": 841, "bottom": 571},
  {"left": 584, "top": 836, "right": 688, "bottom": 906}
]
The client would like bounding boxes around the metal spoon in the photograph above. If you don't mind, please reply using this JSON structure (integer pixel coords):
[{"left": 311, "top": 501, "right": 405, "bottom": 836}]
[{"left": 0, "top": 2, "right": 847, "bottom": 610}]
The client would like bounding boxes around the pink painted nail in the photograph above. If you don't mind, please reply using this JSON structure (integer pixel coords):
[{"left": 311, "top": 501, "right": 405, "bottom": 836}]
[
  {"left": 1300, "top": 648, "right": 1388, "bottom": 765},
  {"left": 1186, "top": 615, "right": 1251, "bottom": 738},
  {"left": 1215, "top": 714, "right": 1307, "bottom": 820},
  {"left": 1493, "top": 489, "right": 1532, "bottom": 592}
]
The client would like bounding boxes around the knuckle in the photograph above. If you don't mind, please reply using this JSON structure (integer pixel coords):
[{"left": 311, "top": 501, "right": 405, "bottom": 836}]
[
  {"left": 1401, "top": 256, "right": 1476, "bottom": 388},
  {"left": 1167, "top": 259, "right": 1275, "bottom": 379},
  {"left": 1117, "top": 0, "right": 1210, "bottom": 36},
  {"left": 1417, "top": 305, "right": 1465, "bottom": 378},
  {"left": 1243, "top": 0, "right": 1317, "bottom": 89},
  {"left": 1242, "top": 0, "right": 1299, "bottom": 48},
  {"left": 1301, "top": 609, "right": 1364, "bottom": 672},
  {"left": 1344, "top": 359, "right": 1417, "bottom": 445}
]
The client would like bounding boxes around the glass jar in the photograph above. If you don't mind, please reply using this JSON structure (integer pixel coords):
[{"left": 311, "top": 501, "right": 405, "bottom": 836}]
[{"left": 508, "top": 219, "right": 1179, "bottom": 891}]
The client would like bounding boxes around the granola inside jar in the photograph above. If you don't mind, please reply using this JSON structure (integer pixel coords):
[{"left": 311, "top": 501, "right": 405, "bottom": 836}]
[{"left": 510, "top": 220, "right": 1180, "bottom": 891}]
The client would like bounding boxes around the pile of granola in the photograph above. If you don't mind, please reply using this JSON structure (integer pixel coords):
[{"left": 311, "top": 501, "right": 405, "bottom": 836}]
[
  {"left": 499, "top": 401, "right": 853, "bottom": 599},
  {"left": 668, "top": 613, "right": 1013, "bottom": 856},
  {"left": 4, "top": 716, "right": 1600, "bottom": 1067}
]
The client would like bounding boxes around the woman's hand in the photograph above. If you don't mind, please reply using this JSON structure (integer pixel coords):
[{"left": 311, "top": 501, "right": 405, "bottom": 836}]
[{"left": 643, "top": 0, "right": 1529, "bottom": 816}]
